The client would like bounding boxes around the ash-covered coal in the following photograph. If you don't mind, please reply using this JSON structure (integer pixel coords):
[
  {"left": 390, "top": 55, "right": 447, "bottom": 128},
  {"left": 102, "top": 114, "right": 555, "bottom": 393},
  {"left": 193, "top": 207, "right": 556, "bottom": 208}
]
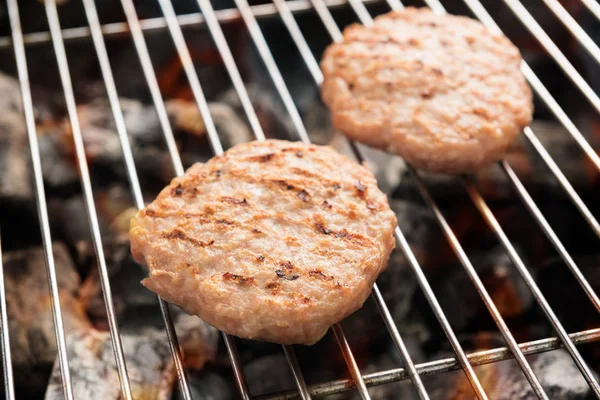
[
  {"left": 0, "top": 72, "right": 31, "bottom": 202},
  {"left": 36, "top": 95, "right": 253, "bottom": 191},
  {"left": 3, "top": 243, "right": 91, "bottom": 396},
  {"left": 44, "top": 312, "right": 218, "bottom": 400},
  {"left": 44, "top": 329, "right": 176, "bottom": 400},
  {"left": 427, "top": 346, "right": 596, "bottom": 400}
]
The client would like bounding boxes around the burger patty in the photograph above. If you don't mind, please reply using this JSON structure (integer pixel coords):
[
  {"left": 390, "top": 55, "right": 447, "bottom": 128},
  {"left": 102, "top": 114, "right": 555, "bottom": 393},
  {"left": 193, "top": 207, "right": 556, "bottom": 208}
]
[
  {"left": 130, "top": 139, "right": 397, "bottom": 345},
  {"left": 320, "top": 7, "right": 533, "bottom": 173}
]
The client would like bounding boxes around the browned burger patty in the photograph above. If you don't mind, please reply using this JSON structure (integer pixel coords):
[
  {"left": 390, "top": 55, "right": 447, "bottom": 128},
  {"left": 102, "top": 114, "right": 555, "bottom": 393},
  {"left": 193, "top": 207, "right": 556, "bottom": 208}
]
[
  {"left": 130, "top": 139, "right": 397, "bottom": 345},
  {"left": 320, "top": 8, "right": 533, "bottom": 173}
]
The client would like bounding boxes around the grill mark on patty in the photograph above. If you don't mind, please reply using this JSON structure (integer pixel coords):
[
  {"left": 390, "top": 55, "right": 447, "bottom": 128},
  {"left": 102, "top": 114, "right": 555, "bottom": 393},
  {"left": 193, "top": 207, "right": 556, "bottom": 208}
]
[
  {"left": 293, "top": 294, "right": 312, "bottom": 304},
  {"left": 355, "top": 180, "right": 367, "bottom": 194},
  {"left": 139, "top": 209, "right": 225, "bottom": 224},
  {"left": 276, "top": 261, "right": 299, "bottom": 280},
  {"left": 263, "top": 179, "right": 295, "bottom": 191},
  {"left": 247, "top": 152, "right": 277, "bottom": 162},
  {"left": 265, "top": 282, "right": 281, "bottom": 295},
  {"left": 291, "top": 167, "right": 322, "bottom": 180},
  {"left": 222, "top": 272, "right": 255, "bottom": 285},
  {"left": 221, "top": 196, "right": 248, "bottom": 206},
  {"left": 297, "top": 189, "right": 310, "bottom": 202},
  {"left": 172, "top": 184, "right": 184, "bottom": 196},
  {"left": 226, "top": 170, "right": 340, "bottom": 193},
  {"left": 314, "top": 222, "right": 374, "bottom": 247},
  {"left": 161, "top": 229, "right": 214, "bottom": 247},
  {"left": 309, "top": 269, "right": 335, "bottom": 281},
  {"left": 366, "top": 200, "right": 378, "bottom": 211},
  {"left": 276, "top": 270, "right": 299, "bottom": 280}
]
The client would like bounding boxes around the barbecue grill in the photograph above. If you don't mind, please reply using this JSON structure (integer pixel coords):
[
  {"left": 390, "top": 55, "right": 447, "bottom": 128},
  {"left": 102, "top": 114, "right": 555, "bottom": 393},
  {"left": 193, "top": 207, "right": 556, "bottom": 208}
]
[{"left": 0, "top": 0, "right": 599, "bottom": 399}]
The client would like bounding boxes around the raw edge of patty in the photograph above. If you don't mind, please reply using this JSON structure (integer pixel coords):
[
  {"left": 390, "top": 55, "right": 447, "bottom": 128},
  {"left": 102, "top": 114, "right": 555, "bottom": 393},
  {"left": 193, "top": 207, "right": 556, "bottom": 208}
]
[
  {"left": 320, "top": 7, "right": 533, "bottom": 173},
  {"left": 130, "top": 139, "right": 397, "bottom": 345}
]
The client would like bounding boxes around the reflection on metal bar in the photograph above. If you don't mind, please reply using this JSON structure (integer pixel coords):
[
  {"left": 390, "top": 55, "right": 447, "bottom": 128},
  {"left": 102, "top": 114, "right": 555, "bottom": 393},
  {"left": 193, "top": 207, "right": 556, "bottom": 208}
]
[
  {"left": 257, "top": 328, "right": 600, "bottom": 400},
  {"left": 0, "top": 0, "right": 382, "bottom": 49},
  {"left": 520, "top": 127, "right": 600, "bottom": 238},
  {"left": 463, "top": 177, "right": 600, "bottom": 396},
  {"left": 50, "top": 0, "right": 136, "bottom": 395},
  {"left": 332, "top": 324, "right": 371, "bottom": 399},
  {"left": 503, "top": 0, "right": 600, "bottom": 114},
  {"left": 7, "top": 0, "right": 74, "bottom": 397},
  {"left": 0, "top": 234, "right": 15, "bottom": 400},
  {"left": 283, "top": 346, "right": 312, "bottom": 400},
  {"left": 459, "top": 0, "right": 600, "bottom": 172},
  {"left": 191, "top": 0, "right": 265, "bottom": 140},
  {"left": 582, "top": 0, "right": 600, "bottom": 21},
  {"left": 499, "top": 160, "right": 600, "bottom": 312},
  {"left": 409, "top": 168, "right": 547, "bottom": 399},
  {"left": 233, "top": 0, "right": 311, "bottom": 144},
  {"left": 541, "top": 0, "right": 600, "bottom": 65},
  {"left": 224, "top": 335, "right": 251, "bottom": 400},
  {"left": 117, "top": 0, "right": 200, "bottom": 396}
]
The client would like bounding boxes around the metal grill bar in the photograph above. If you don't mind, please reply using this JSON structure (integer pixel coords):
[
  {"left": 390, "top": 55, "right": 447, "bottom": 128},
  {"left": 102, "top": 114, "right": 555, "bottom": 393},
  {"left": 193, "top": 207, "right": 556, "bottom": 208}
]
[
  {"left": 45, "top": 0, "right": 136, "bottom": 396},
  {"left": 258, "top": 328, "right": 600, "bottom": 400},
  {"left": 582, "top": 0, "right": 600, "bottom": 20},
  {"left": 418, "top": 0, "right": 600, "bottom": 395},
  {"left": 273, "top": 0, "right": 486, "bottom": 398},
  {"left": 223, "top": 334, "right": 251, "bottom": 400},
  {"left": 453, "top": 2, "right": 600, "bottom": 174},
  {"left": 233, "top": 0, "right": 311, "bottom": 144},
  {"left": 291, "top": 0, "right": 600, "bottom": 398},
  {"left": 428, "top": 0, "right": 600, "bottom": 239},
  {"left": 331, "top": 324, "right": 371, "bottom": 398},
  {"left": 228, "top": 0, "right": 371, "bottom": 396},
  {"left": 503, "top": 0, "right": 600, "bottom": 114},
  {"left": 500, "top": 159, "right": 600, "bottom": 312},
  {"left": 116, "top": 0, "right": 256, "bottom": 397},
  {"left": 343, "top": 3, "right": 488, "bottom": 398},
  {"left": 154, "top": 0, "right": 311, "bottom": 396},
  {"left": 521, "top": 126, "right": 600, "bottom": 238},
  {"left": 283, "top": 346, "right": 312, "bottom": 400},
  {"left": 0, "top": 0, "right": 382, "bottom": 49},
  {"left": 0, "top": 234, "right": 15, "bottom": 400},
  {"left": 270, "top": 1, "right": 428, "bottom": 398},
  {"left": 452, "top": 0, "right": 600, "bottom": 309},
  {"left": 541, "top": 0, "right": 600, "bottom": 65},
  {"left": 2, "top": 0, "right": 599, "bottom": 398},
  {"left": 6, "top": 1, "right": 74, "bottom": 398},
  {"left": 463, "top": 178, "right": 600, "bottom": 396},
  {"left": 410, "top": 167, "right": 549, "bottom": 399}
]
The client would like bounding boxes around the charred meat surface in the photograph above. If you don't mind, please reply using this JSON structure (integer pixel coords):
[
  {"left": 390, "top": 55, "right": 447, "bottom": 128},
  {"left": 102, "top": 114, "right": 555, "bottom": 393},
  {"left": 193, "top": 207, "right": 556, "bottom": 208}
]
[
  {"left": 130, "top": 139, "right": 397, "bottom": 345},
  {"left": 320, "top": 7, "right": 533, "bottom": 173}
]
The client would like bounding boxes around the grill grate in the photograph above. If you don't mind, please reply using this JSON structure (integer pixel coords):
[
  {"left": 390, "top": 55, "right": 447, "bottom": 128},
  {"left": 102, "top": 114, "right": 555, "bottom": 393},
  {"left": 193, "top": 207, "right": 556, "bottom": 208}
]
[{"left": 1, "top": 0, "right": 600, "bottom": 399}]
